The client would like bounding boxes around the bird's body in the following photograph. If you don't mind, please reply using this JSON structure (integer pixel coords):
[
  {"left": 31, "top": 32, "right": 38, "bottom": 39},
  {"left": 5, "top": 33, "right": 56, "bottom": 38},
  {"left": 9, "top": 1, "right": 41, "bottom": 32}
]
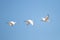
[
  {"left": 41, "top": 15, "right": 49, "bottom": 22},
  {"left": 8, "top": 21, "right": 16, "bottom": 26},
  {"left": 25, "top": 19, "right": 34, "bottom": 26}
]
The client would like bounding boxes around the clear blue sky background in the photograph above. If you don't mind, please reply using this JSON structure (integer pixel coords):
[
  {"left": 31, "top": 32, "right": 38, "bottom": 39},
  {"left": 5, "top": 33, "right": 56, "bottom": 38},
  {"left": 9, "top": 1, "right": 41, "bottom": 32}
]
[{"left": 0, "top": 0, "right": 60, "bottom": 40}]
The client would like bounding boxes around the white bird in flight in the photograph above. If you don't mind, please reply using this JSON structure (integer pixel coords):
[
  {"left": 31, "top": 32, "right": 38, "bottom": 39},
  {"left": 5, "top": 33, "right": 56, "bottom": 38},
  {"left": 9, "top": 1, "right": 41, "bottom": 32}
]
[
  {"left": 8, "top": 21, "right": 16, "bottom": 26},
  {"left": 24, "top": 19, "right": 34, "bottom": 26},
  {"left": 41, "top": 14, "right": 49, "bottom": 22}
]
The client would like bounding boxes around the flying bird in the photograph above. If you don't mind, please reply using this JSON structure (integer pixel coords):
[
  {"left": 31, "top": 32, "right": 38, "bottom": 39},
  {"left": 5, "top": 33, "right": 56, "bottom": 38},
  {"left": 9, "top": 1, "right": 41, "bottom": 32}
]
[
  {"left": 8, "top": 21, "right": 16, "bottom": 26},
  {"left": 41, "top": 14, "right": 49, "bottom": 22},
  {"left": 24, "top": 19, "right": 34, "bottom": 26}
]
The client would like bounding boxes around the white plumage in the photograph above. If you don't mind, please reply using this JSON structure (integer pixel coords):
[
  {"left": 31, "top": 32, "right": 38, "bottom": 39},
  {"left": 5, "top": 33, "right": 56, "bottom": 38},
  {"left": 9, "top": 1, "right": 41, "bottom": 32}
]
[
  {"left": 41, "top": 15, "right": 49, "bottom": 22},
  {"left": 8, "top": 21, "right": 16, "bottom": 26},
  {"left": 25, "top": 19, "right": 34, "bottom": 26}
]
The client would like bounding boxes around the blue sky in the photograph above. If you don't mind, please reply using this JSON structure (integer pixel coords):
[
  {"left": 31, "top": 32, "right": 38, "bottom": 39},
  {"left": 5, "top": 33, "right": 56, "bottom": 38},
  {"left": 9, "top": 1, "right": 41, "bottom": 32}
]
[{"left": 0, "top": 0, "right": 60, "bottom": 40}]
